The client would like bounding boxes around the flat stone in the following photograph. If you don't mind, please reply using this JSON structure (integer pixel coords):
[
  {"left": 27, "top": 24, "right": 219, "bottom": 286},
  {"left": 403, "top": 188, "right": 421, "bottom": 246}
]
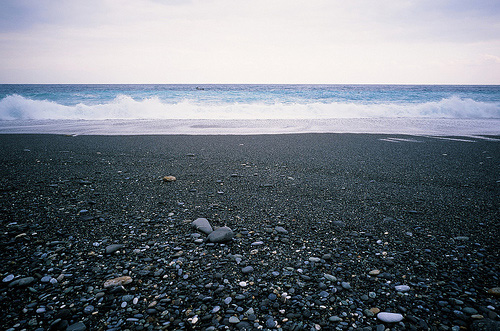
[
  {"left": 229, "top": 316, "right": 240, "bottom": 324},
  {"left": 487, "top": 287, "right": 500, "bottom": 297},
  {"left": 103, "top": 276, "right": 133, "bottom": 288},
  {"left": 208, "top": 226, "right": 234, "bottom": 243},
  {"left": 162, "top": 175, "right": 176, "bottom": 182},
  {"left": 241, "top": 266, "right": 254, "bottom": 274},
  {"left": 66, "top": 322, "right": 87, "bottom": 331},
  {"left": 369, "top": 269, "right": 381, "bottom": 276},
  {"left": 377, "top": 312, "right": 403, "bottom": 323},
  {"left": 2, "top": 274, "right": 14, "bottom": 282},
  {"left": 324, "top": 274, "right": 337, "bottom": 282},
  {"left": 192, "top": 218, "right": 214, "bottom": 235},
  {"left": 274, "top": 226, "right": 288, "bottom": 234},
  {"left": 309, "top": 257, "right": 321, "bottom": 263},
  {"left": 105, "top": 244, "right": 124, "bottom": 254},
  {"left": 395, "top": 285, "right": 410, "bottom": 292},
  {"left": 9, "top": 276, "right": 35, "bottom": 287}
]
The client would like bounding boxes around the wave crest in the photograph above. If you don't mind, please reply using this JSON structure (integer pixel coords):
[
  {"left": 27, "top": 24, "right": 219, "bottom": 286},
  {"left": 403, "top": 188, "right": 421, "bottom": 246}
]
[{"left": 1, "top": 94, "right": 499, "bottom": 120}]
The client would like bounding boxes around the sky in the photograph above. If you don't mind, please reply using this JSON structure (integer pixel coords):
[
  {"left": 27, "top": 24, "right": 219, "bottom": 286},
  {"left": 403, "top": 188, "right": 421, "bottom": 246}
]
[{"left": 0, "top": 0, "right": 500, "bottom": 84}]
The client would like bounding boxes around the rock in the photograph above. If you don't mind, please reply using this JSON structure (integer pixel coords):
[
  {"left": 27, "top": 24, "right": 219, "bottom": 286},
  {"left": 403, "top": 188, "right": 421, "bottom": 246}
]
[
  {"left": 103, "top": 276, "right": 133, "bottom": 288},
  {"left": 274, "top": 226, "right": 288, "bottom": 234},
  {"left": 241, "top": 266, "right": 254, "bottom": 274},
  {"left": 9, "top": 276, "right": 35, "bottom": 287},
  {"left": 309, "top": 257, "right": 321, "bottom": 263},
  {"left": 207, "top": 226, "right": 234, "bottom": 243},
  {"left": 395, "top": 285, "right": 410, "bottom": 292},
  {"left": 191, "top": 218, "right": 213, "bottom": 235},
  {"left": 266, "top": 318, "right": 277, "bottom": 328},
  {"left": 454, "top": 236, "right": 469, "bottom": 241},
  {"left": 341, "top": 282, "right": 351, "bottom": 290},
  {"left": 105, "top": 244, "right": 124, "bottom": 254},
  {"left": 377, "top": 312, "right": 403, "bottom": 323},
  {"left": 487, "top": 287, "right": 500, "bottom": 297},
  {"left": 229, "top": 316, "right": 240, "bottom": 324},
  {"left": 369, "top": 269, "right": 380, "bottom": 276},
  {"left": 66, "top": 322, "right": 87, "bottom": 331},
  {"left": 324, "top": 274, "right": 337, "bottom": 282},
  {"left": 162, "top": 176, "right": 176, "bottom": 182},
  {"left": 2, "top": 274, "right": 14, "bottom": 282}
]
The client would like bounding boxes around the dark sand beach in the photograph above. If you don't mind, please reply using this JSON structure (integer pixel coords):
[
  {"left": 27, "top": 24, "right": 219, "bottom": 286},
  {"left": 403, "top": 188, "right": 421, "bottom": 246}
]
[{"left": 0, "top": 133, "right": 499, "bottom": 330}]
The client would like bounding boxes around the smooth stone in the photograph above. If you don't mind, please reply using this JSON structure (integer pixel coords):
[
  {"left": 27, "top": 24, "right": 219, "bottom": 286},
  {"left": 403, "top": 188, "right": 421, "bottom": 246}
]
[
  {"left": 2, "top": 274, "right": 14, "bottom": 282},
  {"left": 192, "top": 218, "right": 213, "bottom": 235},
  {"left": 454, "top": 236, "right": 470, "bottom": 241},
  {"left": 487, "top": 287, "right": 500, "bottom": 297},
  {"left": 463, "top": 307, "right": 479, "bottom": 315},
  {"left": 324, "top": 274, "right": 337, "bottom": 282},
  {"left": 36, "top": 307, "right": 46, "bottom": 314},
  {"left": 309, "top": 257, "right": 321, "bottom": 263},
  {"left": 329, "top": 316, "right": 341, "bottom": 322},
  {"left": 41, "top": 276, "right": 52, "bottom": 283},
  {"left": 274, "top": 226, "right": 288, "bottom": 234},
  {"left": 266, "top": 318, "right": 277, "bottom": 328},
  {"left": 103, "top": 276, "right": 133, "bottom": 288},
  {"left": 66, "top": 322, "right": 87, "bottom": 331},
  {"left": 395, "top": 285, "right": 410, "bottom": 292},
  {"left": 377, "top": 312, "right": 404, "bottom": 323},
  {"left": 207, "top": 226, "right": 234, "bottom": 243},
  {"left": 369, "top": 269, "right": 381, "bottom": 276},
  {"left": 83, "top": 305, "right": 94, "bottom": 314},
  {"left": 224, "top": 297, "right": 232, "bottom": 304},
  {"left": 251, "top": 241, "right": 264, "bottom": 246},
  {"left": 229, "top": 316, "right": 240, "bottom": 324},
  {"left": 9, "top": 276, "right": 35, "bottom": 287},
  {"left": 341, "top": 282, "right": 351, "bottom": 290},
  {"left": 162, "top": 175, "right": 176, "bottom": 182},
  {"left": 242, "top": 266, "right": 254, "bottom": 274},
  {"left": 105, "top": 244, "right": 124, "bottom": 254}
]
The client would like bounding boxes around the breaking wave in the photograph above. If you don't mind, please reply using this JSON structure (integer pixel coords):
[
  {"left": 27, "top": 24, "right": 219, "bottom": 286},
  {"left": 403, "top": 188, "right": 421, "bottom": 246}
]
[{"left": 1, "top": 94, "right": 499, "bottom": 120}]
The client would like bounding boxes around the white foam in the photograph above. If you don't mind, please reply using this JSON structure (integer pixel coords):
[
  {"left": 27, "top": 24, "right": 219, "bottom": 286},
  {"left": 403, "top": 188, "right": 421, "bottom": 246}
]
[{"left": 1, "top": 94, "right": 499, "bottom": 120}]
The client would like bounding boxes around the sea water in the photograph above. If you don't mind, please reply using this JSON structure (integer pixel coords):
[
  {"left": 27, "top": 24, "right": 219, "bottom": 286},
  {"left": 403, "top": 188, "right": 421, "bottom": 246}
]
[{"left": 0, "top": 84, "right": 499, "bottom": 135}]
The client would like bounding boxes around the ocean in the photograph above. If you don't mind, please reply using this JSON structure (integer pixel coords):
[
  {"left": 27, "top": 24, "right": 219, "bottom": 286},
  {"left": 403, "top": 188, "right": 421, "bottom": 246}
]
[{"left": 0, "top": 84, "right": 499, "bottom": 135}]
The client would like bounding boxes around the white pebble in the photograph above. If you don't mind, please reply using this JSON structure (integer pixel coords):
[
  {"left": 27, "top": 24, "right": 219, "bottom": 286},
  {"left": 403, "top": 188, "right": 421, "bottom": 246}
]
[{"left": 377, "top": 312, "right": 403, "bottom": 323}]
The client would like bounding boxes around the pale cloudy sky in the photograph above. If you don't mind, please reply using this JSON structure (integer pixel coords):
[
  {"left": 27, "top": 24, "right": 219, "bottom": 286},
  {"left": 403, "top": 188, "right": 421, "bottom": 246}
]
[{"left": 1, "top": 0, "right": 499, "bottom": 84}]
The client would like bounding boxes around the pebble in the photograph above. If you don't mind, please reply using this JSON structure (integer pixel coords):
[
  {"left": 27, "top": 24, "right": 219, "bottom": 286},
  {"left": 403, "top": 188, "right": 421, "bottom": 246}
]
[
  {"left": 324, "top": 273, "right": 337, "bottom": 282},
  {"left": 309, "top": 257, "right": 321, "bottom": 263},
  {"left": 207, "top": 226, "right": 234, "bottom": 243},
  {"left": 241, "top": 266, "right": 254, "bottom": 274},
  {"left": 274, "top": 226, "right": 288, "bottom": 234},
  {"left": 66, "top": 322, "right": 87, "bottom": 331},
  {"left": 191, "top": 218, "right": 213, "bottom": 235},
  {"left": 105, "top": 244, "right": 124, "bottom": 254},
  {"left": 229, "top": 316, "right": 240, "bottom": 324},
  {"left": 103, "top": 276, "right": 133, "bottom": 288},
  {"left": 395, "top": 285, "right": 410, "bottom": 292},
  {"left": 377, "top": 312, "right": 404, "bottom": 323},
  {"left": 162, "top": 175, "right": 176, "bottom": 182},
  {"left": 2, "top": 274, "right": 14, "bottom": 282},
  {"left": 369, "top": 269, "right": 381, "bottom": 276},
  {"left": 487, "top": 287, "right": 500, "bottom": 297}
]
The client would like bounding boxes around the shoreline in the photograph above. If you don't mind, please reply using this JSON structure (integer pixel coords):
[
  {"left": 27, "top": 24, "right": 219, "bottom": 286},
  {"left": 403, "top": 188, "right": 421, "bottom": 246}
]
[
  {"left": 1, "top": 118, "right": 500, "bottom": 136},
  {"left": 0, "top": 133, "right": 499, "bottom": 330}
]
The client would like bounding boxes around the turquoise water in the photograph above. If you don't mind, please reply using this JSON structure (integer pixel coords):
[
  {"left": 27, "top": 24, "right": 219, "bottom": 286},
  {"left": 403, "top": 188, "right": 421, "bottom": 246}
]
[
  {"left": 1, "top": 84, "right": 499, "bottom": 120},
  {"left": 0, "top": 84, "right": 499, "bottom": 135}
]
